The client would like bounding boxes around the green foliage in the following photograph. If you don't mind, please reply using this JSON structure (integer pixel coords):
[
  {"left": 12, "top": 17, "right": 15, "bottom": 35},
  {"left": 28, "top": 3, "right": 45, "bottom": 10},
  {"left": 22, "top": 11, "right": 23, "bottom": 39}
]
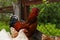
[
  {"left": 0, "top": 0, "right": 17, "bottom": 7},
  {"left": 37, "top": 23, "right": 60, "bottom": 36},
  {"left": 0, "top": 13, "right": 12, "bottom": 32},
  {"left": 0, "top": 21, "right": 10, "bottom": 32},
  {"left": 0, "top": 13, "right": 12, "bottom": 24},
  {"left": 30, "top": 2, "right": 60, "bottom": 24}
]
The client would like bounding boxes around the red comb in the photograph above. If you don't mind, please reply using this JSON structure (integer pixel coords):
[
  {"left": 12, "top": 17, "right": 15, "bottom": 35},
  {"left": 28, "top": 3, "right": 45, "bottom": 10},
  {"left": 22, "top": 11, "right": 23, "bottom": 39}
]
[
  {"left": 31, "top": 8, "right": 39, "bottom": 16},
  {"left": 32, "top": 8, "right": 39, "bottom": 12}
]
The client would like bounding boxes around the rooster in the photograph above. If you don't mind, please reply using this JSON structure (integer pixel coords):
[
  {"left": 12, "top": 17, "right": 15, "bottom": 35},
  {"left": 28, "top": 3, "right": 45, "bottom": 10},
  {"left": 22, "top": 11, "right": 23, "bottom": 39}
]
[{"left": 9, "top": 8, "right": 40, "bottom": 37}]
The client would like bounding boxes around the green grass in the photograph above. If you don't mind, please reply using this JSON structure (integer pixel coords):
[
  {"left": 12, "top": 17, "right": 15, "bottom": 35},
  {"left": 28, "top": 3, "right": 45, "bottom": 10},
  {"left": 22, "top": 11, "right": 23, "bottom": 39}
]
[{"left": 37, "top": 23, "right": 60, "bottom": 36}]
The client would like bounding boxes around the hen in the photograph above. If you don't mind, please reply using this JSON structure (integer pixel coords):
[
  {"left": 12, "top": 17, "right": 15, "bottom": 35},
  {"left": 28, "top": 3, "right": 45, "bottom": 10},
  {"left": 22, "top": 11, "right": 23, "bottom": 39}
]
[
  {"left": 0, "top": 29, "right": 28, "bottom": 40},
  {"left": 9, "top": 8, "right": 39, "bottom": 37}
]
